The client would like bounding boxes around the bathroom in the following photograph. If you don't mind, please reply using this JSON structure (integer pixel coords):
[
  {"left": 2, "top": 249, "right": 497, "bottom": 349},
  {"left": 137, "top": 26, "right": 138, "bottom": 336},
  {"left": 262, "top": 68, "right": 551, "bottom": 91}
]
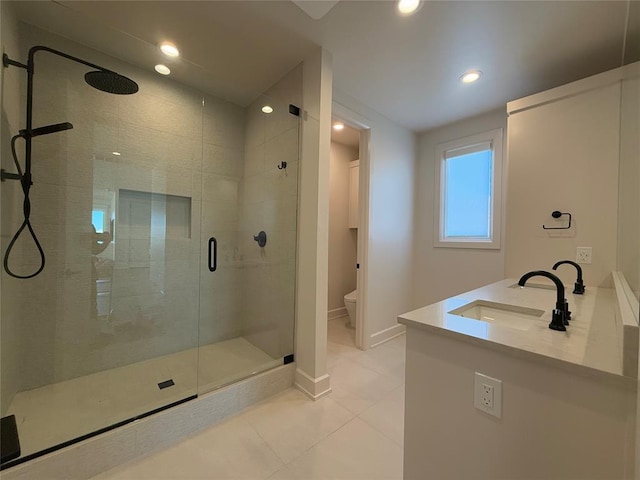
[{"left": 0, "top": 0, "right": 638, "bottom": 478}]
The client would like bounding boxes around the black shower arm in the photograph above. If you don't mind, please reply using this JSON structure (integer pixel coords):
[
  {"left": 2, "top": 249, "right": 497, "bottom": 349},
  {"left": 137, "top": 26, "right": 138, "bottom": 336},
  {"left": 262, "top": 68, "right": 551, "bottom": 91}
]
[
  {"left": 28, "top": 45, "right": 118, "bottom": 74},
  {"left": 3, "top": 45, "right": 116, "bottom": 75}
]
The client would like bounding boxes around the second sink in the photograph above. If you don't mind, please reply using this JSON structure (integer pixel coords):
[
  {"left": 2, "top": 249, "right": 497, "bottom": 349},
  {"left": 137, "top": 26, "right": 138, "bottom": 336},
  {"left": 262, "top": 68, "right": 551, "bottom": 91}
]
[{"left": 448, "top": 300, "right": 545, "bottom": 330}]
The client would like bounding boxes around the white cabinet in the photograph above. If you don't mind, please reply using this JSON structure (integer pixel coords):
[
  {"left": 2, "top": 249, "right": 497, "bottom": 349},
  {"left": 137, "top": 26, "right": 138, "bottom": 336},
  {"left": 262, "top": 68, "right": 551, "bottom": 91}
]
[{"left": 348, "top": 160, "right": 359, "bottom": 229}]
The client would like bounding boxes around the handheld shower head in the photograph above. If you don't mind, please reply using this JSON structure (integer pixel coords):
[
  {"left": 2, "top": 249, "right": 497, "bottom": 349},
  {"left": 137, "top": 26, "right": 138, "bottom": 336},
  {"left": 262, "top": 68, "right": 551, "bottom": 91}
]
[
  {"left": 19, "top": 122, "right": 74, "bottom": 138},
  {"left": 85, "top": 71, "right": 139, "bottom": 95}
]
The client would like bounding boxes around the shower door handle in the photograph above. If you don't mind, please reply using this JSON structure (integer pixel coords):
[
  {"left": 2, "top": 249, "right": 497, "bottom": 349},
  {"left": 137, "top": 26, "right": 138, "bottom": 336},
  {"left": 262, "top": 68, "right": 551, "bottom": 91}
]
[{"left": 208, "top": 237, "right": 217, "bottom": 272}]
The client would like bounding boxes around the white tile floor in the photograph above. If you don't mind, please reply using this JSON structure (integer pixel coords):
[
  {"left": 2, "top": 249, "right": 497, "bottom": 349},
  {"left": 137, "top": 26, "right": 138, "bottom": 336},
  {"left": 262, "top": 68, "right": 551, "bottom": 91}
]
[{"left": 91, "top": 317, "right": 406, "bottom": 479}]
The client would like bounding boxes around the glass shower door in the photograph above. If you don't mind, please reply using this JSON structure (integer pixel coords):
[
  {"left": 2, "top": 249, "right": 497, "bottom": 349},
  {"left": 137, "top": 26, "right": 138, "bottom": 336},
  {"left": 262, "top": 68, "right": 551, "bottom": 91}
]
[
  {"left": 197, "top": 93, "right": 300, "bottom": 394},
  {"left": 0, "top": 28, "right": 204, "bottom": 462}
]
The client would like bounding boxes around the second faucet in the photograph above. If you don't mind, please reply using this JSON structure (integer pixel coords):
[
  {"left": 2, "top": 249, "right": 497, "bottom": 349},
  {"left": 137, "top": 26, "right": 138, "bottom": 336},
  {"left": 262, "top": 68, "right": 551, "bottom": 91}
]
[{"left": 518, "top": 270, "right": 568, "bottom": 332}]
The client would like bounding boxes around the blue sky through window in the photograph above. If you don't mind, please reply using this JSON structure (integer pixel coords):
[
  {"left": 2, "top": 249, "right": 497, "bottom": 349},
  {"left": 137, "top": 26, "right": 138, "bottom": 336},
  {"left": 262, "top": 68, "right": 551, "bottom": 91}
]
[
  {"left": 92, "top": 210, "right": 105, "bottom": 233},
  {"left": 444, "top": 150, "right": 492, "bottom": 238}
]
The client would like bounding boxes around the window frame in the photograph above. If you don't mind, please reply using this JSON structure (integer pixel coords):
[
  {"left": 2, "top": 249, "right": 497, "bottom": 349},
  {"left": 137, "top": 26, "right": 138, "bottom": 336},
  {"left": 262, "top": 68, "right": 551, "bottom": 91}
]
[{"left": 433, "top": 128, "right": 503, "bottom": 249}]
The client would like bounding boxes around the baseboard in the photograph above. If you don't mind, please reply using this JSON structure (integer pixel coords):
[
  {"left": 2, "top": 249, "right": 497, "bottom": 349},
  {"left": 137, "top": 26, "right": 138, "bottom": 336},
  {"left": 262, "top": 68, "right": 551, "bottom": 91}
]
[
  {"left": 294, "top": 368, "right": 332, "bottom": 400},
  {"left": 369, "top": 323, "right": 406, "bottom": 348},
  {"left": 328, "top": 307, "right": 347, "bottom": 320},
  {"left": 1, "top": 364, "right": 295, "bottom": 480}
]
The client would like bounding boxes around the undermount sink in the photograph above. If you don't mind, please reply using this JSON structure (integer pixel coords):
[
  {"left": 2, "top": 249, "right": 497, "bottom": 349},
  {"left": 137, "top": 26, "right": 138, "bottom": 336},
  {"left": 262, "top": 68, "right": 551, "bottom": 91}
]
[{"left": 448, "top": 300, "right": 545, "bottom": 330}]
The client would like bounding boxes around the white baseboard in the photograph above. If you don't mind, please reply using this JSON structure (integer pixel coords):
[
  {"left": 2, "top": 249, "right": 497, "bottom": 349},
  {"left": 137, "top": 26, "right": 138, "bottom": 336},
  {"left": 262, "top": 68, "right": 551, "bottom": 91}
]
[
  {"left": 369, "top": 324, "right": 406, "bottom": 348},
  {"left": 328, "top": 307, "right": 347, "bottom": 320},
  {"left": 294, "top": 368, "right": 332, "bottom": 400},
  {"left": 2, "top": 364, "right": 295, "bottom": 480}
]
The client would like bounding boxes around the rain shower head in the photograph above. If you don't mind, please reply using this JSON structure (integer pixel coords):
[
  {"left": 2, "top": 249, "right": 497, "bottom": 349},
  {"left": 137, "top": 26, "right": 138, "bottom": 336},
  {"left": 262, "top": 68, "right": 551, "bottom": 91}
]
[
  {"left": 19, "top": 122, "right": 74, "bottom": 138},
  {"left": 85, "top": 71, "right": 139, "bottom": 95}
]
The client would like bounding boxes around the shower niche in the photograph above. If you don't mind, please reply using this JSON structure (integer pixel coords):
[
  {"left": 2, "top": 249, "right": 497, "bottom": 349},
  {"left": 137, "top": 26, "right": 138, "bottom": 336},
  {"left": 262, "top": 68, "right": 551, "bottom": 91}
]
[
  {"left": 116, "top": 189, "right": 192, "bottom": 267},
  {"left": 96, "top": 189, "right": 193, "bottom": 340}
]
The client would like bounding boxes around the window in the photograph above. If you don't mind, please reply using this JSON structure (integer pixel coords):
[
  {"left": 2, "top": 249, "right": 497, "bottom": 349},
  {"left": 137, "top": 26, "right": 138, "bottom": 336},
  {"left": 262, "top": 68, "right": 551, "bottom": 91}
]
[
  {"left": 92, "top": 210, "right": 105, "bottom": 233},
  {"left": 434, "top": 129, "right": 503, "bottom": 249}
]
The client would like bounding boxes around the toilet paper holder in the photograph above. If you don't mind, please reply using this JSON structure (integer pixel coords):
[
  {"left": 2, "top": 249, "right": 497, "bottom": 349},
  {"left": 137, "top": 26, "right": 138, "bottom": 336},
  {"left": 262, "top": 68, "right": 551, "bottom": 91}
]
[{"left": 542, "top": 210, "right": 572, "bottom": 230}]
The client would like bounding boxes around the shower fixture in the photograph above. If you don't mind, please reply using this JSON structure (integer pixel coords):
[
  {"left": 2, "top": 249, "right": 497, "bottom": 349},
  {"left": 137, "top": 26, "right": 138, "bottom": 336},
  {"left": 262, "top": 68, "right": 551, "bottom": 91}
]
[
  {"left": 1, "top": 45, "right": 138, "bottom": 279},
  {"left": 253, "top": 231, "right": 267, "bottom": 248}
]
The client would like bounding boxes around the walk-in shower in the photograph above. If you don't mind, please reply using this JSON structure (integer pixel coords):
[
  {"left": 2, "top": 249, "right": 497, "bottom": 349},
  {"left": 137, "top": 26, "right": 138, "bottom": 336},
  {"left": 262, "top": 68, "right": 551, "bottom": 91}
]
[
  {"left": 2, "top": 46, "right": 139, "bottom": 280},
  {"left": 1, "top": 17, "right": 300, "bottom": 469}
]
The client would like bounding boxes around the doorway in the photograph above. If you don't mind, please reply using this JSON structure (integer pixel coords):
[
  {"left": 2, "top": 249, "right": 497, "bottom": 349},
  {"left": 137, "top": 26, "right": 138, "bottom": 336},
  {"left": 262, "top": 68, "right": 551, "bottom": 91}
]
[
  {"left": 327, "top": 120, "right": 360, "bottom": 348},
  {"left": 326, "top": 106, "right": 370, "bottom": 351}
]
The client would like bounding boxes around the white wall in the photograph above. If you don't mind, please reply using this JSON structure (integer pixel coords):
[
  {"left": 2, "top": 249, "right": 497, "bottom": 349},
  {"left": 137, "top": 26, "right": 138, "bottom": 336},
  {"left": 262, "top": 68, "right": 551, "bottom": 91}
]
[
  {"left": 294, "top": 47, "right": 332, "bottom": 398},
  {"left": 505, "top": 82, "right": 621, "bottom": 288},
  {"left": 328, "top": 141, "right": 358, "bottom": 312},
  {"left": 618, "top": 70, "right": 640, "bottom": 300},
  {"left": 618, "top": 72, "right": 640, "bottom": 479},
  {"left": 622, "top": 65, "right": 640, "bottom": 480},
  {"left": 332, "top": 90, "right": 415, "bottom": 347},
  {"left": 413, "top": 109, "right": 507, "bottom": 308}
]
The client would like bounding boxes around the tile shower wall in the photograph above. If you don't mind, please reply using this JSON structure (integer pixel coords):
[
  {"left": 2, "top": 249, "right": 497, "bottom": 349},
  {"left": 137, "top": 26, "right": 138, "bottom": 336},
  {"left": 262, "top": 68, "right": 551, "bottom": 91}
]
[
  {"left": 240, "top": 65, "right": 302, "bottom": 360},
  {"left": 0, "top": 2, "right": 27, "bottom": 415},
  {"left": 4, "top": 23, "right": 206, "bottom": 388}
]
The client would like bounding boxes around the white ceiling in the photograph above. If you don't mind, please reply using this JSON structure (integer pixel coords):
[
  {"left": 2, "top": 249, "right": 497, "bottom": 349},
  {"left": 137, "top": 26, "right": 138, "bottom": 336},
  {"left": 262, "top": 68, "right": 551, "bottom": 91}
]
[
  {"left": 8, "top": 1, "right": 636, "bottom": 132},
  {"left": 331, "top": 122, "right": 361, "bottom": 149}
]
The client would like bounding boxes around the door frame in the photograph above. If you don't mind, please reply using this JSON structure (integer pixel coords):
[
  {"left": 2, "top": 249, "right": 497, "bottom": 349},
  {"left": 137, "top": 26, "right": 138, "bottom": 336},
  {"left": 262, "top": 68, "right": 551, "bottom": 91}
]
[{"left": 331, "top": 101, "right": 371, "bottom": 350}]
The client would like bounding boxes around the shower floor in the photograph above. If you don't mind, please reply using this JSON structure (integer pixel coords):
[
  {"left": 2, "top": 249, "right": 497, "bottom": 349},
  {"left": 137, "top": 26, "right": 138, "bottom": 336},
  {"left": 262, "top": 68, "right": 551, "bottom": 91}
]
[{"left": 6, "top": 337, "right": 280, "bottom": 460}]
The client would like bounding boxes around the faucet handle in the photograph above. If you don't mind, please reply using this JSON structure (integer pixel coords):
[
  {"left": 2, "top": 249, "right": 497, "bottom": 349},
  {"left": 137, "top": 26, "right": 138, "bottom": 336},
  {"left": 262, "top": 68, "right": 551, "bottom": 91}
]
[
  {"left": 563, "top": 299, "right": 571, "bottom": 323},
  {"left": 550, "top": 309, "right": 567, "bottom": 331}
]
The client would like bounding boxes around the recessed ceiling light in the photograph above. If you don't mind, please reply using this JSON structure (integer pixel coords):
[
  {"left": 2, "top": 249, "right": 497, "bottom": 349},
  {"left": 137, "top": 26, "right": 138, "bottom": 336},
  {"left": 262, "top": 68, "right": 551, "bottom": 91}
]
[
  {"left": 112, "top": 151, "right": 121, "bottom": 156},
  {"left": 154, "top": 64, "right": 171, "bottom": 75},
  {"left": 333, "top": 122, "right": 345, "bottom": 131},
  {"left": 460, "top": 70, "right": 482, "bottom": 83},
  {"left": 159, "top": 42, "right": 179, "bottom": 58},
  {"left": 261, "top": 105, "right": 274, "bottom": 114},
  {"left": 397, "top": 0, "right": 421, "bottom": 15}
]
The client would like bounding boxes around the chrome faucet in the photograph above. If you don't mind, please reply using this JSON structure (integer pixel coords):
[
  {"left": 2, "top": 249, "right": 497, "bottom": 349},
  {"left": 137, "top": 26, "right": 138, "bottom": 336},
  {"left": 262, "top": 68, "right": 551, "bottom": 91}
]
[
  {"left": 552, "top": 260, "right": 585, "bottom": 295},
  {"left": 518, "top": 270, "right": 568, "bottom": 331}
]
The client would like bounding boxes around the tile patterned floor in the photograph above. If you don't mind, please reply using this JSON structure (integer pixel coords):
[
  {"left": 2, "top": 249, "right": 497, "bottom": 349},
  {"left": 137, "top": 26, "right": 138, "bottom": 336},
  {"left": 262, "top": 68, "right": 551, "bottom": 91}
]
[{"left": 92, "top": 317, "right": 406, "bottom": 479}]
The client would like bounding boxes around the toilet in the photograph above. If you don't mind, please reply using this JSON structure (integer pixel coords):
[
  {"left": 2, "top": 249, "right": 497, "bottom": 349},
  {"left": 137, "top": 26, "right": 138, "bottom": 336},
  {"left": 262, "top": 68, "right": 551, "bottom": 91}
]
[{"left": 343, "top": 290, "right": 357, "bottom": 327}]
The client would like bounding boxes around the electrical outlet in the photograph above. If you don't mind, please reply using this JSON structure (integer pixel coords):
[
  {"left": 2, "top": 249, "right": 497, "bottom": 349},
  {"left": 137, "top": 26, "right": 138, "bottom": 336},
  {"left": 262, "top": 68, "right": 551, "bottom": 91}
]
[
  {"left": 576, "top": 247, "right": 592, "bottom": 264},
  {"left": 474, "top": 372, "right": 502, "bottom": 418},
  {"left": 481, "top": 384, "right": 494, "bottom": 408}
]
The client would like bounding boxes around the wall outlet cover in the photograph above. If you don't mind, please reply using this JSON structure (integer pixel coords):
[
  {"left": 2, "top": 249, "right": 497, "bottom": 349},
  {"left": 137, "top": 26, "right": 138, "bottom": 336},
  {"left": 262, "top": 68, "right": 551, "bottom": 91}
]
[
  {"left": 576, "top": 247, "right": 592, "bottom": 264},
  {"left": 474, "top": 372, "right": 502, "bottom": 419}
]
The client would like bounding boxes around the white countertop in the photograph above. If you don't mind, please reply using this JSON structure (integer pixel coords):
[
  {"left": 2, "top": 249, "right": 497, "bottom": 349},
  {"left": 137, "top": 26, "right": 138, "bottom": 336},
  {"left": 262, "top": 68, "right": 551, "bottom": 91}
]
[{"left": 399, "top": 279, "right": 630, "bottom": 380}]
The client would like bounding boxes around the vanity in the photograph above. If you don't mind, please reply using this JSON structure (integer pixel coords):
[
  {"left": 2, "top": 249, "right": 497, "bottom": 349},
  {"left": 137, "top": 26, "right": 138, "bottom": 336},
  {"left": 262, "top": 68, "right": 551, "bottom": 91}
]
[
  {"left": 399, "top": 276, "right": 637, "bottom": 479},
  {"left": 398, "top": 57, "right": 639, "bottom": 479}
]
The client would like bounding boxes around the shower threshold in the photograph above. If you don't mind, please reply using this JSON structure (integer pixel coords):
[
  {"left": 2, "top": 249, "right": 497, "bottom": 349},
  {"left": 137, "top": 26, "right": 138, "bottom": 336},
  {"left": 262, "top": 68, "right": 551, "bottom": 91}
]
[{"left": 4, "top": 337, "right": 280, "bottom": 466}]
